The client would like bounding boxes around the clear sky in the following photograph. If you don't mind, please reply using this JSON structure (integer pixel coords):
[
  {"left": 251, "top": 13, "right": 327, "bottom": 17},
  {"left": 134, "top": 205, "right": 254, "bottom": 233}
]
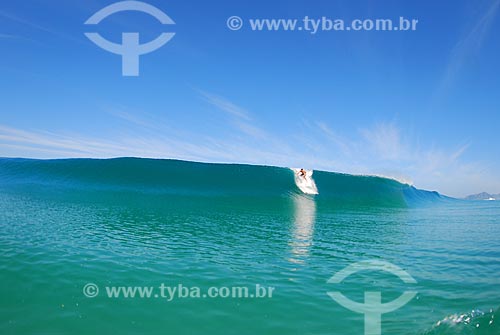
[{"left": 1, "top": 0, "right": 499, "bottom": 197}]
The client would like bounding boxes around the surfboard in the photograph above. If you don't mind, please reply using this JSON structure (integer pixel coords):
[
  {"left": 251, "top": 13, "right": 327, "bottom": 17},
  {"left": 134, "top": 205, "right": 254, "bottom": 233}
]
[{"left": 291, "top": 168, "right": 319, "bottom": 195}]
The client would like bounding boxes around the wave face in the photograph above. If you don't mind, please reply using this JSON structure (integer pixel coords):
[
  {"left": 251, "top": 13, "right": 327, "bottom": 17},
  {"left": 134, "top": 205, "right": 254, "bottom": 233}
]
[{"left": 0, "top": 157, "right": 446, "bottom": 207}]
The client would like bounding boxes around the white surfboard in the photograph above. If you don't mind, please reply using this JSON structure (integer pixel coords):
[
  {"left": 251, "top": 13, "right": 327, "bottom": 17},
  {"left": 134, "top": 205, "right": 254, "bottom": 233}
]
[{"left": 291, "top": 168, "right": 319, "bottom": 195}]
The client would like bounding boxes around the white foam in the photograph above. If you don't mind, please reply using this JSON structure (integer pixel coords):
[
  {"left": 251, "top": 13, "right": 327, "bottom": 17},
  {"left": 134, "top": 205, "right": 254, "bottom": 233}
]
[{"left": 291, "top": 168, "right": 319, "bottom": 195}]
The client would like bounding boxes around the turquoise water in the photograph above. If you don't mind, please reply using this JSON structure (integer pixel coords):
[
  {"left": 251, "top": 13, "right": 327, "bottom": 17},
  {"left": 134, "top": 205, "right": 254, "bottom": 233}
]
[{"left": 0, "top": 158, "right": 499, "bottom": 334}]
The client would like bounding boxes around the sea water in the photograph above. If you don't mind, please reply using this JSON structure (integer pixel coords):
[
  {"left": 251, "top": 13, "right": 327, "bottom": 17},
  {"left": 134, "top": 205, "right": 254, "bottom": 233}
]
[{"left": 0, "top": 158, "right": 499, "bottom": 334}]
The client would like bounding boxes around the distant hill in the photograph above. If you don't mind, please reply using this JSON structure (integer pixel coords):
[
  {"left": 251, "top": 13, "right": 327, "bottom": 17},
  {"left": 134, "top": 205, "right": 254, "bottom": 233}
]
[{"left": 464, "top": 192, "right": 499, "bottom": 200}]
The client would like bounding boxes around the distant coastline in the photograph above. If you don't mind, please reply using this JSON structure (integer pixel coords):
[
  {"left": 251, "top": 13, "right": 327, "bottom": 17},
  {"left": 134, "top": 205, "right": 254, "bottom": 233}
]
[{"left": 464, "top": 192, "right": 499, "bottom": 200}]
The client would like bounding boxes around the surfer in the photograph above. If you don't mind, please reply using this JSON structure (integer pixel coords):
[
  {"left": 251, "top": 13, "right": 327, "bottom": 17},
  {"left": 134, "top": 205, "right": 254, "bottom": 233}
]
[{"left": 299, "top": 168, "right": 307, "bottom": 179}]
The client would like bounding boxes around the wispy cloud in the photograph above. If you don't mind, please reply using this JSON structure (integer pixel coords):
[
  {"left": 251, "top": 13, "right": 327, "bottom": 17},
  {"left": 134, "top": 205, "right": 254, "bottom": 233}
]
[
  {"left": 0, "top": 94, "right": 497, "bottom": 197},
  {"left": 315, "top": 122, "right": 352, "bottom": 157},
  {"left": 0, "top": 33, "right": 19, "bottom": 39},
  {"left": 436, "top": 0, "right": 500, "bottom": 97},
  {"left": 297, "top": 120, "right": 493, "bottom": 196},
  {"left": 197, "top": 90, "right": 273, "bottom": 140},
  {"left": 0, "top": 9, "right": 85, "bottom": 45},
  {"left": 198, "top": 90, "right": 251, "bottom": 120},
  {"left": 359, "top": 122, "right": 411, "bottom": 161}
]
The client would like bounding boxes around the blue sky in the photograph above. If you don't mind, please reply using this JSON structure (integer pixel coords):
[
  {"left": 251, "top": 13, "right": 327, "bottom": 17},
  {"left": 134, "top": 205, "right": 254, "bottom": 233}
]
[{"left": 1, "top": 0, "right": 499, "bottom": 197}]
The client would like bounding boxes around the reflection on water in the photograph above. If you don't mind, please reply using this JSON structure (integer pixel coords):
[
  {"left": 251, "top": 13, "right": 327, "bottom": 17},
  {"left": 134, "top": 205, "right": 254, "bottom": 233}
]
[{"left": 289, "top": 194, "right": 316, "bottom": 264}]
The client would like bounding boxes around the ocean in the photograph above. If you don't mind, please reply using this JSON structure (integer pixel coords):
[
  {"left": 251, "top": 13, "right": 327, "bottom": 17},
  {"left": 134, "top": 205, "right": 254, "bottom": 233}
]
[{"left": 0, "top": 157, "right": 499, "bottom": 335}]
